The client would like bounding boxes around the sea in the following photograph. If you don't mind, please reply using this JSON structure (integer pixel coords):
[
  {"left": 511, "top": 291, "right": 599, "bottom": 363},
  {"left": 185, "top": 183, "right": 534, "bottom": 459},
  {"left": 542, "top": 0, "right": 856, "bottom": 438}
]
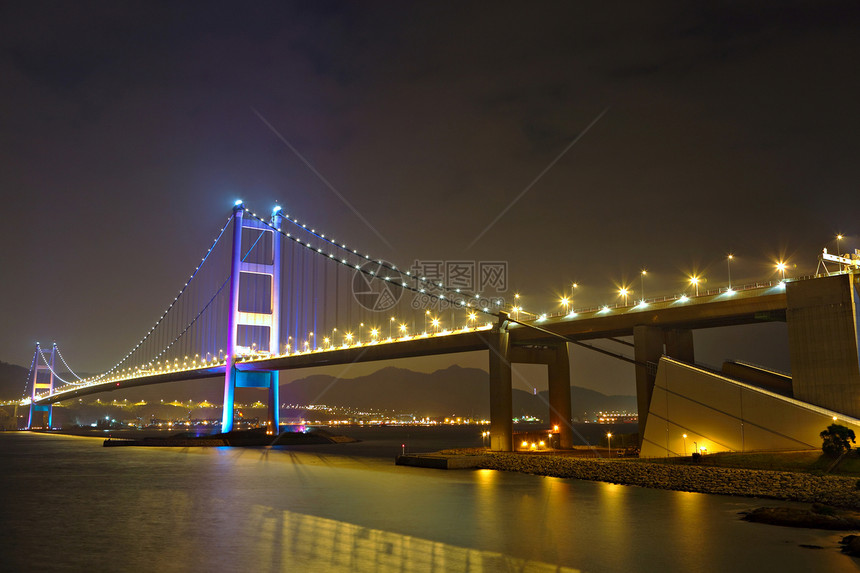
[{"left": 0, "top": 426, "right": 855, "bottom": 572}]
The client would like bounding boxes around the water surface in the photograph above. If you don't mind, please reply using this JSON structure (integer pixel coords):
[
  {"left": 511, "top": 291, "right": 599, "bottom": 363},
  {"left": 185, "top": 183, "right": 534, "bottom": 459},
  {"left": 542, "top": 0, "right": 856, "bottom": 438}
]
[{"left": 0, "top": 431, "right": 855, "bottom": 572}]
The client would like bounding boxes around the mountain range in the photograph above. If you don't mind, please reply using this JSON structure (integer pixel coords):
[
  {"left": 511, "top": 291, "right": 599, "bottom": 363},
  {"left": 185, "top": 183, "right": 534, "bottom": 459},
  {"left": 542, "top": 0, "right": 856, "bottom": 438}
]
[
  {"left": 280, "top": 365, "right": 635, "bottom": 419},
  {"left": 0, "top": 360, "right": 29, "bottom": 400},
  {"left": 0, "top": 361, "right": 636, "bottom": 418}
]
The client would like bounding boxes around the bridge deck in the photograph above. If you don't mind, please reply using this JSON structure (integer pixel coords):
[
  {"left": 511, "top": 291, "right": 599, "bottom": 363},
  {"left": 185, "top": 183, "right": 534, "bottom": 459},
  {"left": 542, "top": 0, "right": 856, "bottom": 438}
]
[{"left": 33, "top": 284, "right": 789, "bottom": 405}]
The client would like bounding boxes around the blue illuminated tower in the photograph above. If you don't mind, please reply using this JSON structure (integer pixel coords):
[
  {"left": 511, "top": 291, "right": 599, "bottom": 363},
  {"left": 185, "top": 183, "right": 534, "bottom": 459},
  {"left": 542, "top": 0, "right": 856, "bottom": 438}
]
[
  {"left": 221, "top": 203, "right": 283, "bottom": 434},
  {"left": 27, "top": 343, "right": 56, "bottom": 429}
]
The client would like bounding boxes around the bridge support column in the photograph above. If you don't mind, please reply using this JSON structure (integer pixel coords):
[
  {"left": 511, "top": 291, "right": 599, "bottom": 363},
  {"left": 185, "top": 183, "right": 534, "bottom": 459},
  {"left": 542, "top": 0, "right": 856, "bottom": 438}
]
[
  {"left": 222, "top": 203, "right": 284, "bottom": 435},
  {"left": 665, "top": 328, "right": 694, "bottom": 363},
  {"left": 787, "top": 273, "right": 860, "bottom": 418},
  {"left": 488, "top": 327, "right": 512, "bottom": 452},
  {"left": 27, "top": 343, "right": 55, "bottom": 430},
  {"left": 232, "top": 368, "right": 280, "bottom": 434},
  {"left": 547, "top": 343, "right": 573, "bottom": 448},
  {"left": 634, "top": 325, "right": 664, "bottom": 444},
  {"left": 221, "top": 204, "right": 244, "bottom": 433}
]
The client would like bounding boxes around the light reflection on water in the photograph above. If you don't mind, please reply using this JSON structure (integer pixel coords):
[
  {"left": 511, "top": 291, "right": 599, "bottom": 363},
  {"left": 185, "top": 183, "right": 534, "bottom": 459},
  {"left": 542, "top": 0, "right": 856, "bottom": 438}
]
[{"left": 0, "top": 432, "right": 856, "bottom": 572}]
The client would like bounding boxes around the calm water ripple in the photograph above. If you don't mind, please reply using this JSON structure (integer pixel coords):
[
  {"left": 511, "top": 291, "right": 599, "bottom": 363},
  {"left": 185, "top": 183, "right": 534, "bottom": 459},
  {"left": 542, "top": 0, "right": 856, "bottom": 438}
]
[{"left": 0, "top": 431, "right": 856, "bottom": 572}]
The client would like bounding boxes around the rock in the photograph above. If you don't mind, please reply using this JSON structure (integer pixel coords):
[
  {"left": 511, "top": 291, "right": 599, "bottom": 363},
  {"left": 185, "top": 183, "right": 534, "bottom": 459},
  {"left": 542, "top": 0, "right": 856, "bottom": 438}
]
[
  {"left": 841, "top": 535, "right": 860, "bottom": 556},
  {"left": 742, "top": 506, "right": 860, "bottom": 530}
]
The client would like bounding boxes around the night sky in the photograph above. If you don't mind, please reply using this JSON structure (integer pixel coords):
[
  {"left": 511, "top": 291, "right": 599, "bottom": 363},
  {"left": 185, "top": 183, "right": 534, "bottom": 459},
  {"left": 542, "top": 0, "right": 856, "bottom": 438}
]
[{"left": 2, "top": 2, "right": 859, "bottom": 396}]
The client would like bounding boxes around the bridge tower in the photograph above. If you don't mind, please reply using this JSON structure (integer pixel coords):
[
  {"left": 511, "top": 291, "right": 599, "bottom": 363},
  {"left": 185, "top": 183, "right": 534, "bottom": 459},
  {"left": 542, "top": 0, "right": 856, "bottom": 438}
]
[
  {"left": 27, "top": 343, "right": 56, "bottom": 429},
  {"left": 221, "top": 203, "right": 284, "bottom": 435}
]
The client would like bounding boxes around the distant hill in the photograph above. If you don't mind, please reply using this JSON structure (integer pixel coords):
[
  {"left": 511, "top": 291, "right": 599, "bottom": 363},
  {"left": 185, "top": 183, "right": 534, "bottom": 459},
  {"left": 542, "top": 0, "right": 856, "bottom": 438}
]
[
  {"left": 281, "top": 365, "right": 636, "bottom": 419},
  {"left": 0, "top": 360, "right": 636, "bottom": 418},
  {"left": 0, "top": 360, "right": 29, "bottom": 400}
]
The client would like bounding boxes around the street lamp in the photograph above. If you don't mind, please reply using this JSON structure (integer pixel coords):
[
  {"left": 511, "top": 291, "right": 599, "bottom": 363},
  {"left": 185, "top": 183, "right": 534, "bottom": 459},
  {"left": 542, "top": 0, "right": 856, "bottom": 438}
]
[
  {"left": 727, "top": 254, "right": 734, "bottom": 291},
  {"left": 837, "top": 234, "right": 844, "bottom": 271},
  {"left": 640, "top": 270, "right": 647, "bottom": 304},
  {"left": 399, "top": 323, "right": 407, "bottom": 337},
  {"left": 689, "top": 276, "right": 700, "bottom": 296},
  {"left": 618, "top": 287, "right": 629, "bottom": 306},
  {"left": 371, "top": 328, "right": 378, "bottom": 340},
  {"left": 606, "top": 432, "right": 612, "bottom": 457},
  {"left": 560, "top": 296, "right": 570, "bottom": 314},
  {"left": 683, "top": 433, "right": 687, "bottom": 457},
  {"left": 432, "top": 318, "right": 440, "bottom": 333},
  {"left": 776, "top": 261, "right": 787, "bottom": 281}
]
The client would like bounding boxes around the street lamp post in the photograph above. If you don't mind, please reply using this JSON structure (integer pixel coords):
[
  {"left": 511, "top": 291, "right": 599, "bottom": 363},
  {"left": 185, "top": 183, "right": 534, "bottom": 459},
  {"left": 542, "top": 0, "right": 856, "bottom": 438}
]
[
  {"left": 690, "top": 276, "right": 700, "bottom": 296},
  {"left": 727, "top": 254, "right": 733, "bottom": 290},
  {"left": 607, "top": 432, "right": 612, "bottom": 458},
  {"left": 640, "top": 270, "right": 647, "bottom": 304},
  {"left": 683, "top": 433, "right": 687, "bottom": 457},
  {"left": 837, "top": 234, "right": 844, "bottom": 272},
  {"left": 776, "top": 261, "right": 787, "bottom": 281},
  {"left": 619, "top": 288, "right": 629, "bottom": 306}
]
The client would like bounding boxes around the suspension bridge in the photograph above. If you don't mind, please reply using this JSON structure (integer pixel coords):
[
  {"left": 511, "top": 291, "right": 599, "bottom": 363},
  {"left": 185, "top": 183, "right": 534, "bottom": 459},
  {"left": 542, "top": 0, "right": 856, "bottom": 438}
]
[{"left": 19, "top": 201, "right": 860, "bottom": 451}]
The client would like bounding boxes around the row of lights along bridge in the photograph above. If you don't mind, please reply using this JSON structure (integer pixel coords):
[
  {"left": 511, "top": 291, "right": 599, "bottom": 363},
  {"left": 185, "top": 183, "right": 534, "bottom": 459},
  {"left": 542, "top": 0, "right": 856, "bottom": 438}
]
[
  {"left": 258, "top": 242, "right": 849, "bottom": 354},
  {"left": 518, "top": 235, "right": 852, "bottom": 322}
]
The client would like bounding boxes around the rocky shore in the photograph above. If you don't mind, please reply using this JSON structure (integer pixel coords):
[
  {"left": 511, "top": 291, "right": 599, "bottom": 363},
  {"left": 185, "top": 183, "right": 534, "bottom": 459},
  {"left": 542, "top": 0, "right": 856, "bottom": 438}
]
[{"left": 475, "top": 452, "right": 860, "bottom": 509}]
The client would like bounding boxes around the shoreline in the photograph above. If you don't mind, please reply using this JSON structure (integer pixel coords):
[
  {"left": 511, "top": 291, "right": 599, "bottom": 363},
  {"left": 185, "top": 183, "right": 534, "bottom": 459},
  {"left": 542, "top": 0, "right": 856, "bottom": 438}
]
[
  {"left": 18, "top": 429, "right": 860, "bottom": 509},
  {"left": 467, "top": 451, "right": 860, "bottom": 509}
]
